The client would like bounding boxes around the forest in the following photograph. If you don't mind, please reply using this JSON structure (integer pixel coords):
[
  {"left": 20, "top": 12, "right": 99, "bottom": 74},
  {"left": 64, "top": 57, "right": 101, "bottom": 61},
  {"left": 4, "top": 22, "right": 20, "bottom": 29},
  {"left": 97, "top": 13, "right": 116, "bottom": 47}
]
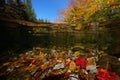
[
  {"left": 0, "top": 0, "right": 120, "bottom": 80},
  {"left": 57, "top": 0, "right": 120, "bottom": 56}
]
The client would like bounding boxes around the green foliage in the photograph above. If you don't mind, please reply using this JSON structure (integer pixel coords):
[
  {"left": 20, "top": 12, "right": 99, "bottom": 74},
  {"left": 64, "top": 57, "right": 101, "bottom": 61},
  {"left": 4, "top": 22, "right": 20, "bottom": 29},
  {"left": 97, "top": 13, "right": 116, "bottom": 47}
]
[
  {"left": 5, "top": 0, "right": 23, "bottom": 6},
  {"left": 37, "top": 18, "right": 51, "bottom": 23},
  {"left": 88, "top": 4, "right": 120, "bottom": 23},
  {"left": 24, "top": 0, "right": 36, "bottom": 21}
]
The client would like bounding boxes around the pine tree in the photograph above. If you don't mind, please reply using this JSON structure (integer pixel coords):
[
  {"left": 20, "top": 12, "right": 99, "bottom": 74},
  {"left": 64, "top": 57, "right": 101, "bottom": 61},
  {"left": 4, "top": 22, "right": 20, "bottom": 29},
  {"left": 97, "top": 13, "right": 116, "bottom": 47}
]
[{"left": 24, "top": 0, "right": 36, "bottom": 21}]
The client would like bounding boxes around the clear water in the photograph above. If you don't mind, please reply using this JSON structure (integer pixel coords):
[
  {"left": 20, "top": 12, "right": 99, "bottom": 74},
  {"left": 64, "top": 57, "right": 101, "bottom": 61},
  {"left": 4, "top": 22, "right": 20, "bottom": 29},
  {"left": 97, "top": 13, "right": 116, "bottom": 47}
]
[{"left": 31, "top": 31, "right": 112, "bottom": 50}]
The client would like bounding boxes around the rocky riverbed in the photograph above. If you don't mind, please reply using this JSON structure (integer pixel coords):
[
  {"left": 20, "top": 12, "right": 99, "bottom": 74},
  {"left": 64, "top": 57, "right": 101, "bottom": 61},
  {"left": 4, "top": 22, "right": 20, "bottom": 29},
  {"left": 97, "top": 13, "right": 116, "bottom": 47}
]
[{"left": 0, "top": 47, "right": 120, "bottom": 80}]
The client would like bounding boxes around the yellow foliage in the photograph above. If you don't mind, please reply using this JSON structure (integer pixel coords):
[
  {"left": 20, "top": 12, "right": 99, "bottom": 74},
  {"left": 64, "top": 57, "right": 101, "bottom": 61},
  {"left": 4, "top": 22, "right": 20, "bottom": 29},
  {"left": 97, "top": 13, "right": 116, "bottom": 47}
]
[
  {"left": 2, "top": 62, "right": 10, "bottom": 66},
  {"left": 57, "top": 0, "right": 118, "bottom": 24},
  {"left": 87, "top": 58, "right": 96, "bottom": 66},
  {"left": 27, "top": 65, "right": 36, "bottom": 71},
  {"left": 73, "top": 51, "right": 80, "bottom": 57},
  {"left": 37, "top": 53, "right": 45, "bottom": 59},
  {"left": 69, "top": 61, "right": 76, "bottom": 72},
  {"left": 75, "top": 26, "right": 81, "bottom": 30},
  {"left": 75, "top": 24, "right": 82, "bottom": 30}
]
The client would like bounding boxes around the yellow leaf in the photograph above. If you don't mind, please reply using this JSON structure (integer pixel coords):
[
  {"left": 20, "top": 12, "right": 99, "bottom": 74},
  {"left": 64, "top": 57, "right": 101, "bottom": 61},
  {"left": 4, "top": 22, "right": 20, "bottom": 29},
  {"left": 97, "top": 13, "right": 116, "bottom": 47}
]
[
  {"left": 38, "top": 53, "right": 45, "bottom": 59},
  {"left": 2, "top": 62, "right": 10, "bottom": 66},
  {"left": 69, "top": 61, "right": 76, "bottom": 72},
  {"left": 27, "top": 65, "right": 36, "bottom": 71},
  {"left": 73, "top": 51, "right": 80, "bottom": 57}
]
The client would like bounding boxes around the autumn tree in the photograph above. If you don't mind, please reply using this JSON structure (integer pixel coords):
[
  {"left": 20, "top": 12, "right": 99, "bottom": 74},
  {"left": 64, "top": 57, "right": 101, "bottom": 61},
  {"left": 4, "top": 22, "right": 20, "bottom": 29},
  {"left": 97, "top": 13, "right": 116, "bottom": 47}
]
[{"left": 57, "top": 0, "right": 119, "bottom": 30}]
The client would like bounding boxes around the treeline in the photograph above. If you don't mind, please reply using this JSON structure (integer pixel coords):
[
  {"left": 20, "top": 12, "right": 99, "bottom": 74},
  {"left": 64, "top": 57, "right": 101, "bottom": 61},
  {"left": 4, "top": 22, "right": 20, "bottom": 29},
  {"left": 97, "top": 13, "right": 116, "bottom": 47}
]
[
  {"left": 37, "top": 18, "right": 50, "bottom": 23},
  {"left": 0, "top": 0, "right": 51, "bottom": 23},
  {"left": 57, "top": 0, "right": 120, "bottom": 30},
  {"left": 0, "top": 0, "right": 36, "bottom": 21},
  {"left": 0, "top": 0, "right": 23, "bottom": 6},
  {"left": 57, "top": 0, "right": 120, "bottom": 56},
  {"left": 0, "top": 0, "right": 27, "bottom": 20}
]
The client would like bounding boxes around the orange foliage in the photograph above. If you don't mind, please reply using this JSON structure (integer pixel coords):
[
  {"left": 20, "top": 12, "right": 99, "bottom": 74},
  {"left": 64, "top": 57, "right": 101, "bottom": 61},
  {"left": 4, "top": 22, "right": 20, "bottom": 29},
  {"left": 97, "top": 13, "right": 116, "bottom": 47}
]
[{"left": 56, "top": 0, "right": 118, "bottom": 23}]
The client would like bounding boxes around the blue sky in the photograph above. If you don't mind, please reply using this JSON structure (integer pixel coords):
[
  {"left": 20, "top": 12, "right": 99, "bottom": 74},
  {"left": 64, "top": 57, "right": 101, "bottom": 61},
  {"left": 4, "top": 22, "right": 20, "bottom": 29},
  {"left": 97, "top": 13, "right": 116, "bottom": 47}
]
[{"left": 31, "top": 0, "right": 69, "bottom": 23}]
